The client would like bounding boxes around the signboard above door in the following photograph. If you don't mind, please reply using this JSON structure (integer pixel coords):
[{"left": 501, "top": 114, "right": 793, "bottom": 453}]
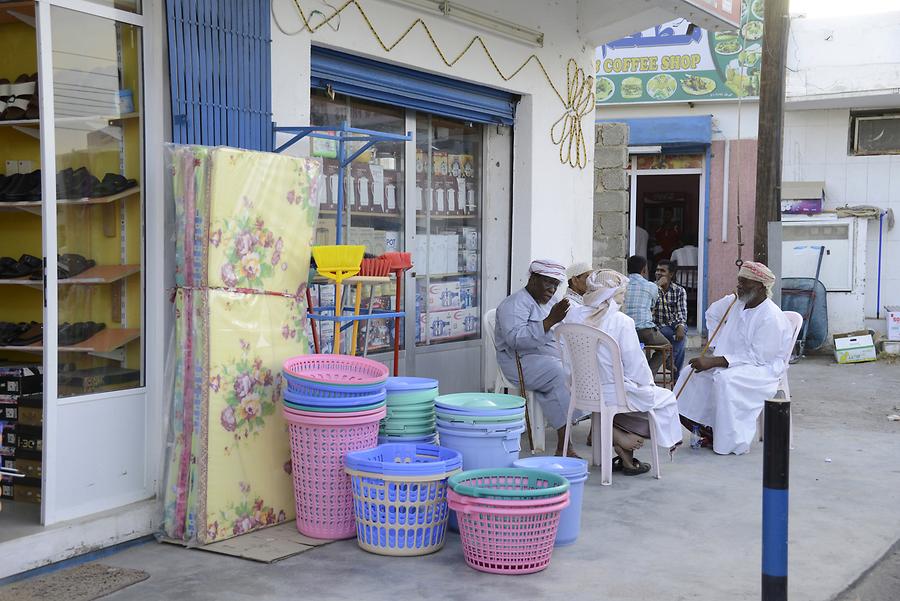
[{"left": 595, "top": 0, "right": 764, "bottom": 104}]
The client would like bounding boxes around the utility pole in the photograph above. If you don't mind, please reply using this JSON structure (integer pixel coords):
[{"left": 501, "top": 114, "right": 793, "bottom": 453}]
[{"left": 753, "top": 0, "right": 790, "bottom": 265}]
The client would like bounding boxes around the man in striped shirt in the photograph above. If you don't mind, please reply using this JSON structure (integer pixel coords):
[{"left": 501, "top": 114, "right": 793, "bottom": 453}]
[{"left": 654, "top": 259, "right": 687, "bottom": 380}]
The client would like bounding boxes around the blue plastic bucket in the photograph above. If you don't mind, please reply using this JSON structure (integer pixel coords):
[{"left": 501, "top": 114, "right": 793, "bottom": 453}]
[
  {"left": 378, "top": 433, "right": 439, "bottom": 445},
  {"left": 513, "top": 456, "right": 589, "bottom": 546},
  {"left": 438, "top": 424, "right": 525, "bottom": 531},
  {"left": 435, "top": 418, "right": 525, "bottom": 434}
]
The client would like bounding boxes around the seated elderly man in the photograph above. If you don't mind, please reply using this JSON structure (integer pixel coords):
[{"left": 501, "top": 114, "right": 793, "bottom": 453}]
[
  {"left": 677, "top": 262, "right": 792, "bottom": 455},
  {"left": 564, "top": 261, "right": 593, "bottom": 305},
  {"left": 494, "top": 259, "right": 582, "bottom": 457},
  {"left": 563, "top": 270, "right": 684, "bottom": 475}
]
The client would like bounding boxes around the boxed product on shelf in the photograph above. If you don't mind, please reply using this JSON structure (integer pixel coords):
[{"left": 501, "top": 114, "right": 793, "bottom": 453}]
[
  {"left": 15, "top": 425, "right": 41, "bottom": 455},
  {"left": 450, "top": 307, "right": 481, "bottom": 338},
  {"left": 0, "top": 480, "right": 12, "bottom": 501},
  {"left": 323, "top": 161, "right": 340, "bottom": 210},
  {"left": 369, "top": 164, "right": 384, "bottom": 212},
  {"left": 384, "top": 230, "right": 400, "bottom": 253},
  {"left": 428, "top": 280, "right": 461, "bottom": 310},
  {"left": 459, "top": 276, "right": 477, "bottom": 309},
  {"left": 433, "top": 180, "right": 446, "bottom": 213},
  {"left": 6, "top": 479, "right": 42, "bottom": 504},
  {"left": 446, "top": 182, "right": 458, "bottom": 213},
  {"left": 461, "top": 226, "right": 479, "bottom": 250},
  {"left": 465, "top": 180, "right": 477, "bottom": 213},
  {"left": 1, "top": 423, "right": 14, "bottom": 448},
  {"left": 1, "top": 402, "right": 16, "bottom": 421},
  {"left": 58, "top": 367, "right": 140, "bottom": 396},
  {"left": 462, "top": 250, "right": 479, "bottom": 273},
  {"left": 352, "top": 163, "right": 371, "bottom": 211},
  {"left": 448, "top": 154, "right": 463, "bottom": 178},
  {"left": 461, "top": 154, "right": 475, "bottom": 178},
  {"left": 0, "top": 364, "right": 42, "bottom": 398},
  {"left": 415, "top": 149, "right": 425, "bottom": 174},
  {"left": 15, "top": 395, "right": 42, "bottom": 427},
  {"left": 3, "top": 456, "right": 41, "bottom": 480},
  {"left": 421, "top": 309, "right": 453, "bottom": 341},
  {"left": 454, "top": 178, "right": 467, "bottom": 214},
  {"left": 432, "top": 151, "right": 448, "bottom": 177},
  {"left": 383, "top": 170, "right": 399, "bottom": 212}
]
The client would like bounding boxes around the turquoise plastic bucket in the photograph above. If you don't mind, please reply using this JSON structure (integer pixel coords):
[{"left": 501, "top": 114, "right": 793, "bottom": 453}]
[{"left": 513, "top": 456, "right": 589, "bottom": 546}]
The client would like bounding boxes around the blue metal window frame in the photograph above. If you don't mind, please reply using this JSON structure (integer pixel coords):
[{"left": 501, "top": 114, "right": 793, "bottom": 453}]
[{"left": 310, "top": 46, "right": 517, "bottom": 126}]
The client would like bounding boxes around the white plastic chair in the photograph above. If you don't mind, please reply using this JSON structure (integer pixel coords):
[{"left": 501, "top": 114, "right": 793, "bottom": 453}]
[
  {"left": 757, "top": 310, "right": 804, "bottom": 446},
  {"left": 483, "top": 308, "right": 546, "bottom": 452},
  {"left": 554, "top": 323, "right": 661, "bottom": 485}
]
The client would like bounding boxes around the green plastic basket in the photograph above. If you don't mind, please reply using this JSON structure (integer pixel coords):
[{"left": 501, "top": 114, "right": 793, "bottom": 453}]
[
  {"left": 434, "top": 392, "right": 525, "bottom": 411},
  {"left": 448, "top": 468, "right": 569, "bottom": 499},
  {"left": 386, "top": 389, "right": 439, "bottom": 405},
  {"left": 284, "top": 400, "right": 386, "bottom": 413}
]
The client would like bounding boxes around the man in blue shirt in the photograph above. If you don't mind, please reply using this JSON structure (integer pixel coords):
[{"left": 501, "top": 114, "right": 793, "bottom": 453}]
[{"left": 622, "top": 255, "right": 671, "bottom": 375}]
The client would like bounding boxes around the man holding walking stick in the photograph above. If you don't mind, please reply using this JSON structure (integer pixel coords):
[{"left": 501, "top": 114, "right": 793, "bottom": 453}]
[{"left": 676, "top": 262, "right": 792, "bottom": 455}]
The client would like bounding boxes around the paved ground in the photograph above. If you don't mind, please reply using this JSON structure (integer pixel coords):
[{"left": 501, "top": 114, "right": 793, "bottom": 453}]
[
  {"left": 89, "top": 356, "right": 900, "bottom": 601},
  {"left": 836, "top": 540, "right": 900, "bottom": 601}
]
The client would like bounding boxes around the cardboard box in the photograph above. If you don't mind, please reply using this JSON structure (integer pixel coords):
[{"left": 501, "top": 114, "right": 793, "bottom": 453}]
[
  {"left": 450, "top": 308, "right": 481, "bottom": 338},
  {"left": 459, "top": 276, "right": 477, "bottom": 309},
  {"left": 833, "top": 331, "right": 877, "bottom": 364},
  {"left": 886, "top": 306, "right": 900, "bottom": 341},
  {"left": 448, "top": 154, "right": 463, "bottom": 178},
  {"left": 432, "top": 151, "right": 448, "bottom": 177},
  {"left": 461, "top": 227, "right": 479, "bottom": 251},
  {"left": 384, "top": 230, "right": 400, "bottom": 253},
  {"left": 463, "top": 251, "right": 478, "bottom": 273},
  {"left": 0, "top": 404, "right": 16, "bottom": 421},
  {"left": 11, "top": 457, "right": 41, "bottom": 479},
  {"left": 59, "top": 367, "right": 140, "bottom": 396},
  {"left": 0, "top": 365, "right": 42, "bottom": 398},
  {"left": 15, "top": 425, "right": 42, "bottom": 454},
  {"left": 13, "top": 480, "right": 42, "bottom": 504},
  {"left": 423, "top": 310, "right": 453, "bottom": 340},
  {"left": 428, "top": 281, "right": 461, "bottom": 310}
]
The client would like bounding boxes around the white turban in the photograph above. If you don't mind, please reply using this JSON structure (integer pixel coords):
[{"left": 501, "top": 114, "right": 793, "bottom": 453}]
[
  {"left": 582, "top": 270, "right": 629, "bottom": 326},
  {"left": 565, "top": 261, "right": 593, "bottom": 280},
  {"left": 529, "top": 259, "right": 567, "bottom": 283},
  {"left": 738, "top": 261, "right": 776, "bottom": 297}
]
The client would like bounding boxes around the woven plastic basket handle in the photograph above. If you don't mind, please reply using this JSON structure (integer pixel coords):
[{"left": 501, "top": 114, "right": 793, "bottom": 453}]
[{"left": 454, "top": 496, "right": 570, "bottom": 516}]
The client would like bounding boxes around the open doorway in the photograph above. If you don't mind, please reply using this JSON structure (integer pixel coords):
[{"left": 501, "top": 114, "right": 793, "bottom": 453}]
[{"left": 631, "top": 169, "right": 703, "bottom": 329}]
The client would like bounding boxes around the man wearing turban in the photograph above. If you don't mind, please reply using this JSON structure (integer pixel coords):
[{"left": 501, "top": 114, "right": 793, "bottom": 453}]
[
  {"left": 676, "top": 262, "right": 793, "bottom": 455},
  {"left": 494, "top": 259, "right": 582, "bottom": 457},
  {"left": 560, "top": 270, "right": 684, "bottom": 475},
  {"left": 564, "top": 261, "right": 594, "bottom": 306}
]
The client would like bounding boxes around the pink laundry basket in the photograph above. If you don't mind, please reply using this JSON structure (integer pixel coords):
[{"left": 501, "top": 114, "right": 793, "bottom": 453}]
[
  {"left": 447, "top": 488, "right": 570, "bottom": 575},
  {"left": 283, "top": 407, "right": 385, "bottom": 539}
]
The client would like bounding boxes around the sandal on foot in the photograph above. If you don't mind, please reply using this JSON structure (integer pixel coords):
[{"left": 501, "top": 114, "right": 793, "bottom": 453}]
[
  {"left": 622, "top": 460, "right": 651, "bottom": 476},
  {"left": 612, "top": 456, "right": 624, "bottom": 472}
]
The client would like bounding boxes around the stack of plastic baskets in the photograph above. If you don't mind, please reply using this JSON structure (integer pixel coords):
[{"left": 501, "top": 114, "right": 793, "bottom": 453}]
[
  {"left": 447, "top": 468, "right": 570, "bottom": 574},
  {"left": 344, "top": 443, "right": 462, "bottom": 556},
  {"left": 379, "top": 377, "right": 439, "bottom": 444},
  {"left": 513, "top": 457, "right": 589, "bottom": 546},
  {"left": 282, "top": 355, "right": 389, "bottom": 539},
  {"left": 435, "top": 393, "right": 526, "bottom": 470}
]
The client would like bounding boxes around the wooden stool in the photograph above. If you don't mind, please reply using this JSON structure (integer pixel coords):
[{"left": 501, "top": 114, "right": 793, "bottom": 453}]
[{"left": 643, "top": 343, "right": 673, "bottom": 390}]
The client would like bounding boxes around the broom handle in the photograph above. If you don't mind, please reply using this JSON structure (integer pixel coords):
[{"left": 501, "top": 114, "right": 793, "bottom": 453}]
[
  {"left": 515, "top": 352, "right": 535, "bottom": 451},
  {"left": 675, "top": 294, "right": 738, "bottom": 399}
]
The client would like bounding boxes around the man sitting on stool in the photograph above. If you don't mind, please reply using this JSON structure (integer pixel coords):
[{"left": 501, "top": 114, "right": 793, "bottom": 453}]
[
  {"left": 623, "top": 255, "right": 670, "bottom": 376},
  {"left": 654, "top": 259, "right": 687, "bottom": 381},
  {"left": 494, "top": 259, "right": 583, "bottom": 457}
]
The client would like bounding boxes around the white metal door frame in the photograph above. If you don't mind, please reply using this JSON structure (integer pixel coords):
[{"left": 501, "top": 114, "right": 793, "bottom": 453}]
[{"left": 627, "top": 161, "right": 706, "bottom": 330}]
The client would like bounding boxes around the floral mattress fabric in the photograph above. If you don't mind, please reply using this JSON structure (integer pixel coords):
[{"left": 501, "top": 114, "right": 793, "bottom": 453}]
[{"left": 163, "top": 145, "right": 321, "bottom": 544}]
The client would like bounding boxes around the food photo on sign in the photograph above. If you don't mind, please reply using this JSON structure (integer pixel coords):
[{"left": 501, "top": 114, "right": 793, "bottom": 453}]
[{"left": 594, "top": 0, "right": 764, "bottom": 104}]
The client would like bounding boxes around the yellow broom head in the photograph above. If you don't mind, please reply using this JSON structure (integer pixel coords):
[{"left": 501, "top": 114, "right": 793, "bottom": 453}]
[{"left": 312, "top": 245, "right": 365, "bottom": 279}]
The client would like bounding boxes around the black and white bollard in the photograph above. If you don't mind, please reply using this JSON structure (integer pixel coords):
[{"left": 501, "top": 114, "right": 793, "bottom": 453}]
[{"left": 762, "top": 392, "right": 790, "bottom": 601}]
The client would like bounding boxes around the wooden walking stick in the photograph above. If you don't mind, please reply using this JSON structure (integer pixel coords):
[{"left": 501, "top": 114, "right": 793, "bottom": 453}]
[
  {"left": 675, "top": 294, "right": 739, "bottom": 399},
  {"left": 515, "top": 352, "right": 535, "bottom": 451}
]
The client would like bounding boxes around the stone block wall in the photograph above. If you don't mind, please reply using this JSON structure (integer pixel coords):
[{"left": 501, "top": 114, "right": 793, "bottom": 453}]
[{"left": 592, "top": 123, "right": 629, "bottom": 273}]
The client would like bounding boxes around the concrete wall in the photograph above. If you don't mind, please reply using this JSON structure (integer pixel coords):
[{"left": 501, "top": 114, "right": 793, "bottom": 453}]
[
  {"left": 270, "top": 0, "right": 597, "bottom": 290},
  {"left": 592, "top": 122, "right": 629, "bottom": 273},
  {"left": 707, "top": 139, "right": 758, "bottom": 303},
  {"left": 786, "top": 11, "right": 900, "bottom": 101},
  {"left": 782, "top": 108, "right": 898, "bottom": 332}
]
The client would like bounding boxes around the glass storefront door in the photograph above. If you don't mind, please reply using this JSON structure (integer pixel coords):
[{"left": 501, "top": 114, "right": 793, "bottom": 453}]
[{"left": 308, "top": 91, "right": 505, "bottom": 389}]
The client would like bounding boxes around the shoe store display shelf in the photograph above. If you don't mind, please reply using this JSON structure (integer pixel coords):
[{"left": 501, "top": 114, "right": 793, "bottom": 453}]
[
  {"left": 0, "top": 2, "right": 33, "bottom": 26},
  {"left": 0, "top": 185, "right": 140, "bottom": 215},
  {"left": 0, "top": 112, "right": 140, "bottom": 130},
  {"left": 0, "top": 328, "right": 140, "bottom": 360},
  {"left": 0, "top": 264, "right": 140, "bottom": 287}
]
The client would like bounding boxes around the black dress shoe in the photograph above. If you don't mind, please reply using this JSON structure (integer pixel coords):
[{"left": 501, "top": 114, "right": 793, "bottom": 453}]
[
  {"left": 0, "top": 173, "right": 23, "bottom": 201},
  {"left": 4, "top": 169, "right": 40, "bottom": 202}
]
